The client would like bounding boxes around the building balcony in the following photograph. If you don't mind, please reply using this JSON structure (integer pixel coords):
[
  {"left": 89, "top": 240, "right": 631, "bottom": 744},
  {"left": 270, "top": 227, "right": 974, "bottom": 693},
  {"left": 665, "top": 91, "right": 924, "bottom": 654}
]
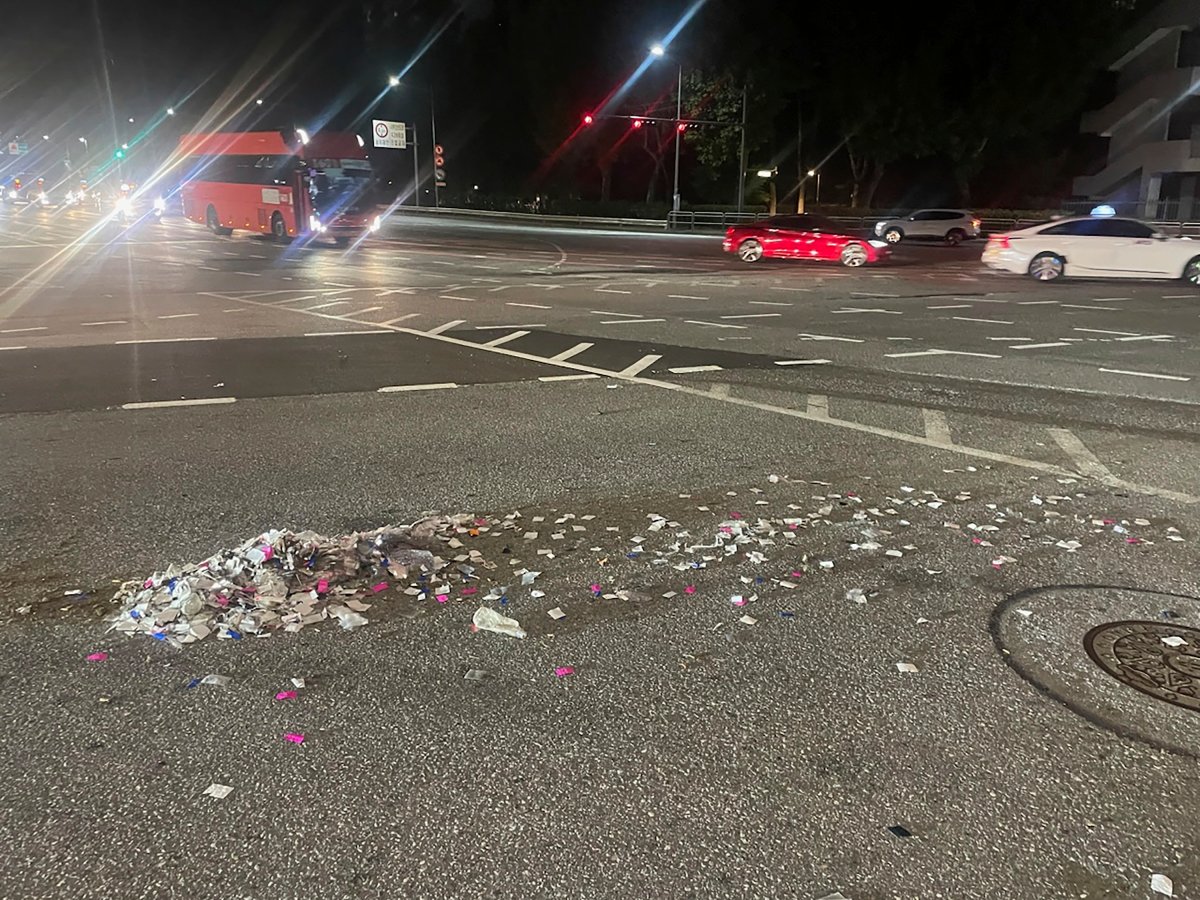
[
  {"left": 1081, "top": 66, "right": 1200, "bottom": 136},
  {"left": 1073, "top": 138, "right": 1200, "bottom": 197}
]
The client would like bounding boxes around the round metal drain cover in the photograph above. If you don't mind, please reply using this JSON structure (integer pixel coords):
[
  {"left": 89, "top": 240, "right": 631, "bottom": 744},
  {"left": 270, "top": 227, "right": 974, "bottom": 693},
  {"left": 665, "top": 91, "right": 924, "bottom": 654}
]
[{"left": 1084, "top": 620, "right": 1200, "bottom": 713}]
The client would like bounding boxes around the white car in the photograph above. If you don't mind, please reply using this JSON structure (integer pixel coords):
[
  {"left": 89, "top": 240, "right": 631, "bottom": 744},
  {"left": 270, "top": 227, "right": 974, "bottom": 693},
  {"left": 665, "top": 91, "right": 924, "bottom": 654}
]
[
  {"left": 982, "top": 215, "right": 1200, "bottom": 284},
  {"left": 873, "top": 209, "right": 981, "bottom": 245}
]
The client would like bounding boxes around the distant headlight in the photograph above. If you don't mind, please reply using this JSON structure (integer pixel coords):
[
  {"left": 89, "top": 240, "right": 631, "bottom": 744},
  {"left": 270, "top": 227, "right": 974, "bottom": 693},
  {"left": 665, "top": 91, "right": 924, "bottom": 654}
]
[
  {"left": 38, "top": 192, "right": 48, "bottom": 204},
  {"left": 153, "top": 197, "right": 166, "bottom": 212},
  {"left": 869, "top": 240, "right": 888, "bottom": 249},
  {"left": 7, "top": 190, "right": 16, "bottom": 199},
  {"left": 370, "top": 215, "right": 381, "bottom": 232},
  {"left": 115, "top": 197, "right": 133, "bottom": 214}
]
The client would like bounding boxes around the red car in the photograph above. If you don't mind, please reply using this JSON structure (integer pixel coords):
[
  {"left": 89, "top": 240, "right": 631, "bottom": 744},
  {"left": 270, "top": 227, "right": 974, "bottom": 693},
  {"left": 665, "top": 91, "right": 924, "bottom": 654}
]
[{"left": 724, "top": 215, "right": 890, "bottom": 267}]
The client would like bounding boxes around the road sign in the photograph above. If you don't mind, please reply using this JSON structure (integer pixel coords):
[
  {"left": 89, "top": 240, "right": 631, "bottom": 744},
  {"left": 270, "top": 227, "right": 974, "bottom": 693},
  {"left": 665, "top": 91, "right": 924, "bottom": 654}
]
[
  {"left": 371, "top": 119, "right": 407, "bottom": 150},
  {"left": 7, "top": 141, "right": 27, "bottom": 156}
]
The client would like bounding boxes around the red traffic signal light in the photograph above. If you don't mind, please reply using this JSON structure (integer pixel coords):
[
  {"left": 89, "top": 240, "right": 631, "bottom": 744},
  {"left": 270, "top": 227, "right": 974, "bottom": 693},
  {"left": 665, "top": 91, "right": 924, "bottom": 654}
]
[
  {"left": 676, "top": 122, "right": 687, "bottom": 133},
  {"left": 632, "top": 118, "right": 643, "bottom": 129},
  {"left": 435, "top": 155, "right": 445, "bottom": 167},
  {"left": 582, "top": 113, "right": 594, "bottom": 126}
]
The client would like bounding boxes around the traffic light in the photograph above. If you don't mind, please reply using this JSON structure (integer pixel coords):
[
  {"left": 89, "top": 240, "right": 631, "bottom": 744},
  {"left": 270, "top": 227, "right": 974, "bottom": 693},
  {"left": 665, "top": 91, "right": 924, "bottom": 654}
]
[
  {"left": 433, "top": 143, "right": 446, "bottom": 188},
  {"left": 632, "top": 118, "right": 644, "bottom": 129},
  {"left": 582, "top": 113, "right": 594, "bottom": 126},
  {"left": 676, "top": 122, "right": 687, "bottom": 133},
  {"left": 114, "top": 148, "right": 125, "bottom": 159}
]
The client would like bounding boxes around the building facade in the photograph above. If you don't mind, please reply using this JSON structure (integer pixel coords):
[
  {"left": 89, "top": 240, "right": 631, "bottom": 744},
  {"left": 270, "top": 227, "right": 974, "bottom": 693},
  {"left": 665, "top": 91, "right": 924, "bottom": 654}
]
[{"left": 1075, "top": 0, "right": 1200, "bottom": 218}]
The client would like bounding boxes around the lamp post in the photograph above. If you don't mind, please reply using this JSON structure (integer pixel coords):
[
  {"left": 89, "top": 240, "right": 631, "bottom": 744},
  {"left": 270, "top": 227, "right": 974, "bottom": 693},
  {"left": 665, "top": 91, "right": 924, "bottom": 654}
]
[
  {"left": 388, "top": 76, "right": 439, "bottom": 208},
  {"left": 650, "top": 44, "right": 683, "bottom": 214},
  {"left": 808, "top": 168, "right": 821, "bottom": 206}
]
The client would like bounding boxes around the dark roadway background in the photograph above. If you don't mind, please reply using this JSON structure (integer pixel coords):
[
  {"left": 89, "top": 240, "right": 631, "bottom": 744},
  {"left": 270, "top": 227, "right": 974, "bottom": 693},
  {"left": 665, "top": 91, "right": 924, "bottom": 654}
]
[{"left": 0, "top": 206, "right": 1198, "bottom": 899}]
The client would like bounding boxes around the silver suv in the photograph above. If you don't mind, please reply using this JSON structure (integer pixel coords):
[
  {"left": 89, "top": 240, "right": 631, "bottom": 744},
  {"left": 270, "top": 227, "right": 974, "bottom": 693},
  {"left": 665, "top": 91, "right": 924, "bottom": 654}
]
[{"left": 873, "top": 209, "right": 981, "bottom": 245}]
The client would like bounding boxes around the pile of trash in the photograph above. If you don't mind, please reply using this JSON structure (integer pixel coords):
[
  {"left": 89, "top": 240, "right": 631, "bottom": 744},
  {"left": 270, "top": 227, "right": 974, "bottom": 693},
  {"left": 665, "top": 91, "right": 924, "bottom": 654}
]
[{"left": 109, "top": 516, "right": 481, "bottom": 646}]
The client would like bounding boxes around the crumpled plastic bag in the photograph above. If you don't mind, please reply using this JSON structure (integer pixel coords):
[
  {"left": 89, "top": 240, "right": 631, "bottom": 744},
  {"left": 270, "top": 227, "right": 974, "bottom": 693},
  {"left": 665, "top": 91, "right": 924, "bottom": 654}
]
[{"left": 472, "top": 606, "right": 526, "bottom": 639}]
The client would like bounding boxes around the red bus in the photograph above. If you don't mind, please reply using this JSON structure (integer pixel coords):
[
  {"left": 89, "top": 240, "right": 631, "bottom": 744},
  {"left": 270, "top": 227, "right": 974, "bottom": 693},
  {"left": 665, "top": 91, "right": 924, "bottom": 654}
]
[{"left": 178, "top": 130, "right": 382, "bottom": 245}]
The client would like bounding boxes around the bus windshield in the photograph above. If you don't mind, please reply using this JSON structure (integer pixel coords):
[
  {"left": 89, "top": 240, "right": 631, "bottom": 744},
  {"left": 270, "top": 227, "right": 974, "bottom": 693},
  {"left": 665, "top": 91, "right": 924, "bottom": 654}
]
[{"left": 308, "top": 158, "right": 375, "bottom": 214}]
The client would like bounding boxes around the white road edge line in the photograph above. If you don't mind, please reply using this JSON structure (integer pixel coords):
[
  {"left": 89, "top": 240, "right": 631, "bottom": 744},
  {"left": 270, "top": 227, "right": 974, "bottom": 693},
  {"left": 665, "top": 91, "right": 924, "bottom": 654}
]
[
  {"left": 303, "top": 330, "right": 390, "bottom": 337},
  {"left": 1048, "top": 427, "right": 1114, "bottom": 479},
  {"left": 194, "top": 290, "right": 1200, "bottom": 505},
  {"left": 774, "top": 359, "right": 831, "bottom": 366},
  {"left": 115, "top": 337, "right": 217, "bottom": 344},
  {"left": 619, "top": 354, "right": 661, "bottom": 377},
  {"left": 539, "top": 373, "right": 600, "bottom": 382},
  {"left": 1011, "top": 342, "right": 1070, "bottom": 349},
  {"left": 377, "top": 382, "right": 459, "bottom": 393},
  {"left": 122, "top": 397, "right": 237, "bottom": 410}
]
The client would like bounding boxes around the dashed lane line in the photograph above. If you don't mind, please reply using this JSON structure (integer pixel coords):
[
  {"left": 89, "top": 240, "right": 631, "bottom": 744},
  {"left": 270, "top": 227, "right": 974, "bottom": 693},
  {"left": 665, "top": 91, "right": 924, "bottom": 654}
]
[
  {"left": 749, "top": 301, "right": 792, "bottom": 307},
  {"left": 1048, "top": 428, "right": 1114, "bottom": 480},
  {"left": 439, "top": 295, "right": 477, "bottom": 302},
  {"left": 832, "top": 307, "right": 902, "bottom": 315},
  {"left": 592, "top": 310, "right": 643, "bottom": 317},
  {"left": 1011, "top": 341, "right": 1070, "bottom": 349},
  {"left": 928, "top": 304, "right": 972, "bottom": 310},
  {"left": 377, "top": 382, "right": 459, "bottom": 393},
  {"left": 922, "top": 408, "right": 953, "bottom": 444},
  {"left": 506, "top": 302, "right": 552, "bottom": 309},
  {"left": 1017, "top": 300, "right": 1057, "bottom": 305},
  {"left": 601, "top": 318, "right": 667, "bottom": 325},
  {"left": 668, "top": 294, "right": 709, "bottom": 300},
  {"left": 0, "top": 326, "right": 48, "bottom": 334},
  {"left": 685, "top": 320, "right": 748, "bottom": 329},
  {"left": 303, "top": 330, "right": 389, "bottom": 337},
  {"left": 951, "top": 316, "right": 1015, "bottom": 325},
  {"left": 122, "top": 397, "right": 237, "bottom": 410},
  {"left": 81, "top": 320, "right": 127, "bottom": 326},
  {"left": 1098, "top": 367, "right": 1192, "bottom": 382},
  {"left": 550, "top": 342, "right": 594, "bottom": 361},
  {"left": 115, "top": 337, "right": 217, "bottom": 344},
  {"left": 720, "top": 313, "right": 781, "bottom": 320},
  {"left": 472, "top": 323, "right": 545, "bottom": 330},
  {"left": 484, "top": 330, "right": 530, "bottom": 348},
  {"left": 1062, "top": 303, "right": 1117, "bottom": 311},
  {"left": 0, "top": 345, "right": 28, "bottom": 351},
  {"left": 798, "top": 333, "right": 864, "bottom": 343},
  {"left": 595, "top": 288, "right": 632, "bottom": 294},
  {"left": 194, "top": 289, "right": 1200, "bottom": 504},
  {"left": 157, "top": 313, "right": 199, "bottom": 320},
  {"left": 774, "top": 359, "right": 831, "bottom": 366},
  {"left": 1115, "top": 334, "right": 1174, "bottom": 342},
  {"left": 885, "top": 348, "right": 1002, "bottom": 359},
  {"left": 427, "top": 319, "right": 465, "bottom": 335},
  {"left": 539, "top": 373, "right": 600, "bottom": 382},
  {"left": 1074, "top": 328, "right": 1140, "bottom": 336},
  {"left": 668, "top": 365, "right": 723, "bottom": 374}
]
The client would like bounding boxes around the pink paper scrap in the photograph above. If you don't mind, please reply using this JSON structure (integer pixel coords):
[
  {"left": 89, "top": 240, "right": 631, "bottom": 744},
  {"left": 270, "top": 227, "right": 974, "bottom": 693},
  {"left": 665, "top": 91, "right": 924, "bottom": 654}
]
[
  {"left": 283, "top": 732, "right": 305, "bottom": 744},
  {"left": 316, "top": 579, "right": 329, "bottom": 594},
  {"left": 555, "top": 666, "right": 575, "bottom": 677},
  {"left": 371, "top": 582, "right": 388, "bottom": 593},
  {"left": 684, "top": 585, "right": 696, "bottom": 595},
  {"left": 275, "top": 690, "right": 297, "bottom": 701},
  {"left": 86, "top": 652, "right": 108, "bottom": 662}
]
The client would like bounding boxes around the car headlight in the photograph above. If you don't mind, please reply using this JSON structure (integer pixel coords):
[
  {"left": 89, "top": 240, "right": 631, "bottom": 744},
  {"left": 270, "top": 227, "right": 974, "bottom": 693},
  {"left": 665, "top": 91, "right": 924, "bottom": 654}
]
[
  {"left": 874, "top": 222, "right": 886, "bottom": 235},
  {"left": 309, "top": 214, "right": 319, "bottom": 231},
  {"left": 7, "top": 190, "right": 16, "bottom": 199},
  {"left": 370, "top": 215, "right": 381, "bottom": 232},
  {"left": 116, "top": 198, "right": 132, "bottom": 214},
  {"left": 153, "top": 197, "right": 166, "bottom": 212},
  {"left": 869, "top": 239, "right": 888, "bottom": 249},
  {"left": 38, "top": 192, "right": 48, "bottom": 204}
]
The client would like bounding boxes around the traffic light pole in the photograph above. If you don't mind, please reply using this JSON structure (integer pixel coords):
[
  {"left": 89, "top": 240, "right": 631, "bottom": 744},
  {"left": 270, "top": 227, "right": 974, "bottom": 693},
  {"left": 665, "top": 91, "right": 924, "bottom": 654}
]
[
  {"left": 430, "top": 92, "right": 440, "bottom": 209},
  {"left": 412, "top": 126, "right": 420, "bottom": 208}
]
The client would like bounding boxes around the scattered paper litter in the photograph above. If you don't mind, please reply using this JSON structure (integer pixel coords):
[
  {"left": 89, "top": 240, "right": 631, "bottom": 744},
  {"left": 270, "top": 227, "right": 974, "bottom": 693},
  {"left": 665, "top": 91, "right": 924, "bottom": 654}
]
[
  {"left": 547, "top": 606, "right": 567, "bottom": 620},
  {"left": 283, "top": 732, "right": 305, "bottom": 744},
  {"left": 1161, "top": 636, "right": 1188, "bottom": 648},
  {"left": 1151, "top": 873, "right": 1174, "bottom": 897},
  {"left": 738, "top": 615, "right": 758, "bottom": 626},
  {"left": 200, "top": 674, "right": 230, "bottom": 687},
  {"left": 464, "top": 669, "right": 488, "bottom": 682},
  {"left": 472, "top": 606, "right": 527, "bottom": 639},
  {"left": 202, "top": 783, "right": 233, "bottom": 800},
  {"left": 554, "top": 666, "right": 575, "bottom": 677},
  {"left": 845, "top": 588, "right": 867, "bottom": 604},
  {"left": 896, "top": 662, "right": 919, "bottom": 674},
  {"left": 85, "top": 652, "right": 108, "bottom": 662}
]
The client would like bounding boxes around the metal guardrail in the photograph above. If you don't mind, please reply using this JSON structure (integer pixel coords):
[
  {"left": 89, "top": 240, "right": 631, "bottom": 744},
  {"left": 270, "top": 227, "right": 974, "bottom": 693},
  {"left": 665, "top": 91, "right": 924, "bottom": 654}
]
[{"left": 391, "top": 205, "right": 666, "bottom": 231}]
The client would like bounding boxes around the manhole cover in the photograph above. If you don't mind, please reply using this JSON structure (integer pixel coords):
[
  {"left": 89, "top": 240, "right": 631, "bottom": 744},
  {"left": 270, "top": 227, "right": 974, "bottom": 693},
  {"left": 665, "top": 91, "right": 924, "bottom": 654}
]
[{"left": 1084, "top": 620, "right": 1200, "bottom": 713}]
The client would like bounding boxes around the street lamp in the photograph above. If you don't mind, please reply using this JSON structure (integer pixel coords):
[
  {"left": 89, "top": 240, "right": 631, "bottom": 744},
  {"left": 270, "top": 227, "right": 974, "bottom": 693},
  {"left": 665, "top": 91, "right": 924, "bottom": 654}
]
[
  {"left": 387, "top": 76, "right": 440, "bottom": 208},
  {"left": 388, "top": 75, "right": 401, "bottom": 88},
  {"left": 78, "top": 137, "right": 88, "bottom": 151},
  {"left": 808, "top": 168, "right": 822, "bottom": 205},
  {"left": 650, "top": 43, "right": 665, "bottom": 57},
  {"left": 167, "top": 107, "right": 175, "bottom": 116},
  {"left": 255, "top": 98, "right": 264, "bottom": 106},
  {"left": 128, "top": 117, "right": 135, "bottom": 124},
  {"left": 42, "top": 135, "right": 49, "bottom": 141},
  {"left": 649, "top": 43, "right": 684, "bottom": 213}
]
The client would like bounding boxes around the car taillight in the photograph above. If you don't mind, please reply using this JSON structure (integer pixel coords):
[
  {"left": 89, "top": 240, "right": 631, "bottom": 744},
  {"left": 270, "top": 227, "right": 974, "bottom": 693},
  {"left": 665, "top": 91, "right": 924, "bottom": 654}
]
[{"left": 990, "top": 235, "right": 1011, "bottom": 250}]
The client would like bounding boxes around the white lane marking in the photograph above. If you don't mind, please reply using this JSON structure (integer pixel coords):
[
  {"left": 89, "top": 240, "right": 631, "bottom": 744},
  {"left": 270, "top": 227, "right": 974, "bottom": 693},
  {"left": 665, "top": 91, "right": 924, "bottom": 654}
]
[
  {"left": 668, "top": 365, "right": 724, "bottom": 374},
  {"left": 595, "top": 288, "right": 632, "bottom": 294},
  {"left": 115, "top": 337, "right": 217, "bottom": 344},
  {"left": 749, "top": 301, "right": 792, "bottom": 307},
  {"left": 381, "top": 313, "right": 421, "bottom": 325},
  {"left": 551, "top": 342, "right": 594, "bottom": 361},
  {"left": 951, "top": 316, "right": 1015, "bottom": 325},
  {"left": 0, "top": 345, "right": 28, "bottom": 351},
  {"left": 1090, "top": 297, "right": 1130, "bottom": 301},
  {"left": 82, "top": 320, "right": 127, "bottom": 326},
  {"left": 885, "top": 348, "right": 1002, "bottom": 359},
  {"left": 1162, "top": 294, "right": 1195, "bottom": 299},
  {"left": 1017, "top": 300, "right": 1058, "bottom": 305},
  {"left": 341, "top": 306, "right": 383, "bottom": 317},
  {"left": 806, "top": 394, "right": 829, "bottom": 418},
  {"left": 770, "top": 286, "right": 812, "bottom": 292},
  {"left": 1049, "top": 427, "right": 1114, "bottom": 479},
  {"left": 272, "top": 296, "right": 317, "bottom": 305},
  {"left": 157, "top": 313, "right": 199, "bottom": 320},
  {"left": 720, "top": 313, "right": 781, "bottom": 320},
  {"left": 473, "top": 323, "right": 546, "bottom": 330},
  {"left": 1115, "top": 334, "right": 1174, "bottom": 342},
  {"left": 923, "top": 409, "right": 952, "bottom": 444},
  {"left": 601, "top": 318, "right": 667, "bottom": 325},
  {"left": 986, "top": 336, "right": 1032, "bottom": 341},
  {"left": 307, "top": 300, "right": 350, "bottom": 310},
  {"left": 190, "top": 286, "right": 1200, "bottom": 505},
  {"left": 484, "top": 330, "right": 530, "bottom": 347},
  {"left": 1011, "top": 341, "right": 1070, "bottom": 349},
  {"left": 685, "top": 320, "right": 748, "bottom": 329},
  {"left": 440, "top": 295, "right": 477, "bottom": 302},
  {"left": 774, "top": 359, "right": 831, "bottom": 366},
  {"left": 122, "top": 397, "right": 237, "bottom": 410},
  {"left": 0, "top": 326, "right": 48, "bottom": 333},
  {"left": 1098, "top": 367, "right": 1191, "bottom": 382},
  {"left": 1074, "top": 328, "right": 1140, "bottom": 336},
  {"left": 592, "top": 310, "right": 643, "bottom": 317},
  {"left": 669, "top": 294, "right": 709, "bottom": 300},
  {"left": 1062, "top": 303, "right": 1116, "bottom": 310},
  {"left": 832, "top": 307, "right": 902, "bottom": 315},
  {"left": 223, "top": 309, "right": 248, "bottom": 313},
  {"left": 539, "top": 373, "right": 600, "bottom": 382},
  {"left": 427, "top": 319, "right": 466, "bottom": 335},
  {"left": 851, "top": 291, "right": 900, "bottom": 298},
  {"left": 233, "top": 271, "right": 261, "bottom": 277},
  {"left": 887, "top": 337, "right": 913, "bottom": 341},
  {"left": 798, "top": 333, "right": 864, "bottom": 343},
  {"left": 928, "top": 304, "right": 972, "bottom": 310},
  {"left": 303, "top": 330, "right": 389, "bottom": 337},
  {"left": 619, "top": 354, "right": 662, "bottom": 377},
  {"left": 506, "top": 302, "right": 552, "bottom": 309},
  {"left": 325, "top": 281, "right": 354, "bottom": 287},
  {"left": 377, "top": 382, "right": 459, "bottom": 393}
]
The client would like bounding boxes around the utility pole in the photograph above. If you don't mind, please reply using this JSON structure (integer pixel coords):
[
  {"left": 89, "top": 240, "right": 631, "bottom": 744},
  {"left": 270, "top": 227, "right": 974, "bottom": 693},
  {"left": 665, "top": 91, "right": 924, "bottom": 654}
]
[
  {"left": 672, "top": 62, "right": 683, "bottom": 213},
  {"left": 796, "top": 104, "right": 804, "bottom": 214},
  {"left": 412, "top": 126, "right": 420, "bottom": 208},
  {"left": 430, "top": 91, "right": 440, "bottom": 209}
]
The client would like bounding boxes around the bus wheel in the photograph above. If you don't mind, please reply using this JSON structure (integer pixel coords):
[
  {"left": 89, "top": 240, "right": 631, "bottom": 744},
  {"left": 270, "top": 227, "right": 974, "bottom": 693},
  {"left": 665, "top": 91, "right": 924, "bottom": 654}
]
[
  {"left": 206, "top": 205, "right": 232, "bottom": 236},
  {"left": 270, "top": 212, "right": 288, "bottom": 242},
  {"left": 334, "top": 236, "right": 351, "bottom": 248}
]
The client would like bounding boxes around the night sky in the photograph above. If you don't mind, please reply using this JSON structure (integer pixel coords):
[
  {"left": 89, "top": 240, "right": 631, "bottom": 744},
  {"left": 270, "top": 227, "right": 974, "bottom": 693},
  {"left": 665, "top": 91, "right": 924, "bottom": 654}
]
[{"left": 0, "top": 0, "right": 1146, "bottom": 209}]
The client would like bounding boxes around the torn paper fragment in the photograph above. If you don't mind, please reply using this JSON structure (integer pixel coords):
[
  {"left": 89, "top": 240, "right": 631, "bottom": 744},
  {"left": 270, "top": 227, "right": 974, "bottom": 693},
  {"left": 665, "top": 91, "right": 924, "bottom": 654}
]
[
  {"left": 1151, "top": 874, "right": 1174, "bottom": 897},
  {"left": 846, "top": 588, "right": 867, "bottom": 604},
  {"left": 86, "top": 652, "right": 108, "bottom": 662},
  {"left": 464, "top": 669, "right": 487, "bottom": 682},
  {"left": 738, "top": 615, "right": 758, "bottom": 626},
  {"left": 200, "top": 674, "right": 230, "bottom": 687},
  {"left": 202, "top": 783, "right": 233, "bottom": 800},
  {"left": 1161, "top": 636, "right": 1188, "bottom": 648},
  {"left": 896, "top": 662, "right": 919, "bottom": 673},
  {"left": 283, "top": 732, "right": 305, "bottom": 744},
  {"left": 547, "top": 606, "right": 566, "bottom": 620},
  {"left": 554, "top": 666, "right": 575, "bottom": 677}
]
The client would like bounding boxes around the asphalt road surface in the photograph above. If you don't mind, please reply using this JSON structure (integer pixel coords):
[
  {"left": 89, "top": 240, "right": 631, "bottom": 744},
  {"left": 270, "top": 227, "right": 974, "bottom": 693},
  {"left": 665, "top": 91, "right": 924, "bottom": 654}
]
[{"left": 1, "top": 203, "right": 1198, "bottom": 899}]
